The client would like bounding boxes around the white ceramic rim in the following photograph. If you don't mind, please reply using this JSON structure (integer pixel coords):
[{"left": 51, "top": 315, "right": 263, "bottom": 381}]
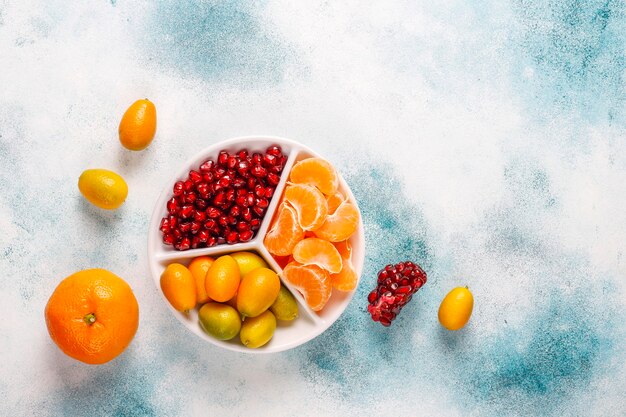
[{"left": 147, "top": 135, "right": 365, "bottom": 353}]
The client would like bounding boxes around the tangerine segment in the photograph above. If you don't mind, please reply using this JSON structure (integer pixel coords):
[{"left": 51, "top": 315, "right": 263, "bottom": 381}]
[
  {"left": 326, "top": 191, "right": 345, "bottom": 215},
  {"left": 284, "top": 184, "right": 328, "bottom": 231},
  {"left": 289, "top": 157, "right": 339, "bottom": 195},
  {"left": 314, "top": 201, "right": 360, "bottom": 242},
  {"left": 282, "top": 262, "right": 332, "bottom": 311},
  {"left": 331, "top": 241, "right": 358, "bottom": 291},
  {"left": 264, "top": 202, "right": 304, "bottom": 256},
  {"left": 292, "top": 238, "right": 343, "bottom": 274}
]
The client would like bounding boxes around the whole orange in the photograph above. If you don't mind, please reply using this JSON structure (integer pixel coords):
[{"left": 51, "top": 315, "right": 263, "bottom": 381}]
[
  {"left": 118, "top": 98, "right": 157, "bottom": 151},
  {"left": 45, "top": 269, "right": 139, "bottom": 365}
]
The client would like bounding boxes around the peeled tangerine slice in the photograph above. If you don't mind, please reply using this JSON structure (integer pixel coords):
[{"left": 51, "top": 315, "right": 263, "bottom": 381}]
[
  {"left": 326, "top": 191, "right": 345, "bottom": 215},
  {"left": 314, "top": 200, "right": 359, "bottom": 242},
  {"left": 289, "top": 157, "right": 339, "bottom": 196},
  {"left": 282, "top": 262, "right": 332, "bottom": 312},
  {"left": 284, "top": 183, "right": 328, "bottom": 231},
  {"left": 264, "top": 202, "right": 304, "bottom": 256},
  {"left": 292, "top": 238, "right": 343, "bottom": 274},
  {"left": 330, "top": 241, "right": 357, "bottom": 291}
]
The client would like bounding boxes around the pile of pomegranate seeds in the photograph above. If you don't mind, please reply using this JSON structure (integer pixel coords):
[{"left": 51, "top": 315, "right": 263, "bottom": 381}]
[
  {"left": 160, "top": 145, "right": 287, "bottom": 250},
  {"left": 367, "top": 261, "right": 427, "bottom": 326}
]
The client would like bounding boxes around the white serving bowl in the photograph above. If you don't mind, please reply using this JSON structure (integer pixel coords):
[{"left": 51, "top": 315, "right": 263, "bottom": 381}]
[{"left": 148, "top": 136, "right": 365, "bottom": 353}]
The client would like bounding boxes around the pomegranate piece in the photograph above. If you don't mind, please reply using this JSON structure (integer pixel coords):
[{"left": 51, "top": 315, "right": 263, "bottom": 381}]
[
  {"left": 159, "top": 145, "right": 287, "bottom": 250},
  {"left": 367, "top": 261, "right": 427, "bottom": 326}
]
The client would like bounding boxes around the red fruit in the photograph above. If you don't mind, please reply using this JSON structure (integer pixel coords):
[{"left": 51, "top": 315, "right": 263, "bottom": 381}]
[
  {"left": 367, "top": 261, "right": 427, "bottom": 326},
  {"left": 173, "top": 181, "right": 184, "bottom": 196},
  {"left": 163, "top": 233, "right": 174, "bottom": 245},
  {"left": 239, "top": 230, "right": 254, "bottom": 242},
  {"left": 266, "top": 145, "right": 282, "bottom": 157},
  {"left": 199, "top": 159, "right": 214, "bottom": 172},
  {"left": 189, "top": 170, "right": 202, "bottom": 183},
  {"left": 218, "top": 151, "right": 229, "bottom": 166},
  {"left": 251, "top": 165, "right": 267, "bottom": 178}
]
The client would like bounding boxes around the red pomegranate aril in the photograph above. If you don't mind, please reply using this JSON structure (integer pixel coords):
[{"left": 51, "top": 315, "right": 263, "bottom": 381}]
[
  {"left": 226, "top": 231, "right": 239, "bottom": 244},
  {"left": 168, "top": 216, "right": 178, "bottom": 229},
  {"left": 253, "top": 206, "right": 265, "bottom": 217},
  {"left": 264, "top": 187, "right": 275, "bottom": 198},
  {"left": 206, "top": 207, "right": 221, "bottom": 218},
  {"left": 225, "top": 188, "right": 235, "bottom": 203},
  {"left": 213, "top": 191, "right": 226, "bottom": 207},
  {"left": 368, "top": 261, "right": 427, "bottom": 326},
  {"left": 206, "top": 236, "right": 217, "bottom": 246},
  {"left": 251, "top": 165, "right": 267, "bottom": 178},
  {"left": 197, "top": 229, "right": 209, "bottom": 242},
  {"left": 263, "top": 154, "right": 277, "bottom": 166},
  {"left": 269, "top": 165, "right": 283, "bottom": 174},
  {"left": 196, "top": 198, "right": 208, "bottom": 210},
  {"left": 227, "top": 156, "right": 238, "bottom": 169},
  {"left": 254, "top": 184, "right": 265, "bottom": 197},
  {"left": 179, "top": 205, "right": 193, "bottom": 219},
  {"left": 203, "top": 172, "right": 214, "bottom": 183},
  {"left": 230, "top": 205, "right": 241, "bottom": 217},
  {"left": 184, "top": 192, "right": 197, "bottom": 204},
  {"left": 252, "top": 153, "right": 263, "bottom": 165},
  {"left": 173, "top": 181, "right": 184, "bottom": 196},
  {"left": 160, "top": 218, "right": 170, "bottom": 233},
  {"left": 167, "top": 198, "right": 179, "bottom": 214},
  {"left": 190, "top": 221, "right": 201, "bottom": 234},
  {"left": 242, "top": 207, "right": 252, "bottom": 221},
  {"left": 237, "top": 150, "right": 248, "bottom": 159},
  {"left": 218, "top": 215, "right": 229, "bottom": 227},
  {"left": 189, "top": 170, "right": 202, "bottom": 183},
  {"left": 255, "top": 198, "right": 269, "bottom": 209},
  {"left": 236, "top": 188, "right": 247, "bottom": 197},
  {"left": 267, "top": 173, "right": 280, "bottom": 186},
  {"left": 218, "top": 177, "right": 231, "bottom": 188},
  {"left": 204, "top": 219, "right": 217, "bottom": 230},
  {"left": 191, "top": 237, "right": 201, "bottom": 249},
  {"left": 250, "top": 218, "right": 261, "bottom": 230},
  {"left": 184, "top": 180, "right": 194, "bottom": 191},
  {"left": 239, "top": 230, "right": 254, "bottom": 242},
  {"left": 196, "top": 182, "right": 209, "bottom": 196},
  {"left": 218, "top": 151, "right": 229, "bottom": 166},
  {"left": 163, "top": 233, "right": 174, "bottom": 245},
  {"left": 177, "top": 238, "right": 191, "bottom": 251},
  {"left": 199, "top": 159, "right": 214, "bottom": 172},
  {"left": 179, "top": 222, "right": 191, "bottom": 233},
  {"left": 247, "top": 177, "right": 257, "bottom": 189},
  {"left": 233, "top": 178, "right": 246, "bottom": 188},
  {"left": 235, "top": 195, "right": 247, "bottom": 207},
  {"left": 237, "top": 221, "right": 251, "bottom": 232},
  {"left": 246, "top": 192, "right": 255, "bottom": 207},
  {"left": 173, "top": 229, "right": 182, "bottom": 240},
  {"left": 266, "top": 145, "right": 282, "bottom": 156},
  {"left": 214, "top": 167, "right": 226, "bottom": 178}
]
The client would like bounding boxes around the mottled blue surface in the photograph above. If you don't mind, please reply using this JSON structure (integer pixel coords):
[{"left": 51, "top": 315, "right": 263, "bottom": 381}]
[{"left": 0, "top": 1, "right": 625, "bottom": 416}]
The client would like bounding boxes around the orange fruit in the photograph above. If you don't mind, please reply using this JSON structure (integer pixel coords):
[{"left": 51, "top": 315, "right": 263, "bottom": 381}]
[
  {"left": 330, "top": 241, "right": 358, "bottom": 291},
  {"left": 326, "top": 191, "right": 345, "bottom": 215},
  {"left": 282, "top": 262, "right": 331, "bottom": 311},
  {"left": 188, "top": 256, "right": 214, "bottom": 304},
  {"left": 119, "top": 98, "right": 157, "bottom": 151},
  {"left": 292, "top": 238, "right": 343, "bottom": 274},
  {"left": 161, "top": 263, "right": 196, "bottom": 312},
  {"left": 45, "top": 269, "right": 139, "bottom": 365},
  {"left": 314, "top": 200, "right": 359, "bottom": 242},
  {"left": 289, "top": 158, "right": 338, "bottom": 195},
  {"left": 284, "top": 184, "right": 328, "bottom": 231},
  {"left": 205, "top": 255, "right": 240, "bottom": 302},
  {"left": 236, "top": 267, "right": 281, "bottom": 317},
  {"left": 264, "top": 202, "right": 304, "bottom": 256}
]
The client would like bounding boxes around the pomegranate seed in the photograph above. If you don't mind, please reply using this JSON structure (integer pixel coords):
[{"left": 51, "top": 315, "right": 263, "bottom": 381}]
[
  {"left": 230, "top": 205, "right": 241, "bottom": 217},
  {"left": 236, "top": 189, "right": 247, "bottom": 197},
  {"left": 191, "top": 237, "right": 201, "bottom": 249},
  {"left": 233, "top": 178, "right": 246, "bottom": 188},
  {"left": 226, "top": 188, "right": 235, "bottom": 203},
  {"left": 264, "top": 187, "right": 275, "bottom": 198},
  {"left": 167, "top": 198, "right": 179, "bottom": 213},
  {"left": 168, "top": 216, "right": 177, "bottom": 229},
  {"left": 266, "top": 145, "right": 282, "bottom": 156},
  {"left": 179, "top": 222, "right": 191, "bottom": 233},
  {"left": 368, "top": 261, "right": 427, "bottom": 326},
  {"left": 189, "top": 170, "right": 202, "bottom": 183},
  {"left": 214, "top": 167, "right": 226, "bottom": 178},
  {"left": 214, "top": 191, "right": 226, "bottom": 207},
  {"left": 160, "top": 218, "right": 170, "bottom": 233},
  {"left": 206, "top": 207, "right": 221, "bottom": 218},
  {"left": 191, "top": 221, "right": 201, "bottom": 234},
  {"left": 218, "top": 216, "right": 229, "bottom": 227},
  {"left": 163, "top": 233, "right": 174, "bottom": 245},
  {"left": 237, "top": 221, "right": 250, "bottom": 232},
  {"left": 253, "top": 206, "right": 265, "bottom": 217},
  {"left": 250, "top": 165, "right": 267, "bottom": 178},
  {"left": 255, "top": 198, "right": 269, "bottom": 209},
  {"left": 218, "top": 151, "right": 229, "bottom": 166},
  {"left": 199, "top": 159, "right": 214, "bottom": 172},
  {"left": 270, "top": 165, "right": 283, "bottom": 174},
  {"left": 183, "top": 180, "right": 194, "bottom": 191},
  {"left": 267, "top": 173, "right": 280, "bottom": 186},
  {"left": 196, "top": 198, "right": 208, "bottom": 209},
  {"left": 239, "top": 230, "right": 254, "bottom": 242},
  {"left": 254, "top": 184, "right": 265, "bottom": 197},
  {"left": 250, "top": 218, "right": 261, "bottom": 230},
  {"left": 196, "top": 182, "right": 209, "bottom": 196},
  {"left": 173, "top": 181, "right": 184, "bottom": 196},
  {"left": 184, "top": 192, "right": 197, "bottom": 204},
  {"left": 238, "top": 150, "right": 248, "bottom": 159},
  {"left": 263, "top": 154, "right": 277, "bottom": 166},
  {"left": 204, "top": 220, "right": 217, "bottom": 230},
  {"left": 173, "top": 229, "right": 182, "bottom": 239},
  {"left": 247, "top": 177, "right": 257, "bottom": 189},
  {"left": 228, "top": 215, "right": 237, "bottom": 225},
  {"left": 218, "top": 176, "right": 231, "bottom": 188},
  {"left": 246, "top": 192, "right": 255, "bottom": 207},
  {"left": 198, "top": 229, "right": 209, "bottom": 242},
  {"left": 235, "top": 195, "right": 248, "bottom": 207},
  {"left": 180, "top": 205, "right": 193, "bottom": 219},
  {"left": 203, "top": 172, "right": 214, "bottom": 183},
  {"left": 252, "top": 153, "right": 263, "bottom": 165},
  {"left": 207, "top": 236, "right": 218, "bottom": 246},
  {"left": 227, "top": 156, "right": 237, "bottom": 169},
  {"left": 178, "top": 237, "right": 191, "bottom": 251},
  {"left": 226, "top": 231, "right": 239, "bottom": 244},
  {"left": 242, "top": 207, "right": 252, "bottom": 221}
]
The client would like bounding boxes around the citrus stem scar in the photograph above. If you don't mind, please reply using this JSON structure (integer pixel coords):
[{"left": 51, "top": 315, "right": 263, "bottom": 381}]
[{"left": 84, "top": 313, "right": 96, "bottom": 325}]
